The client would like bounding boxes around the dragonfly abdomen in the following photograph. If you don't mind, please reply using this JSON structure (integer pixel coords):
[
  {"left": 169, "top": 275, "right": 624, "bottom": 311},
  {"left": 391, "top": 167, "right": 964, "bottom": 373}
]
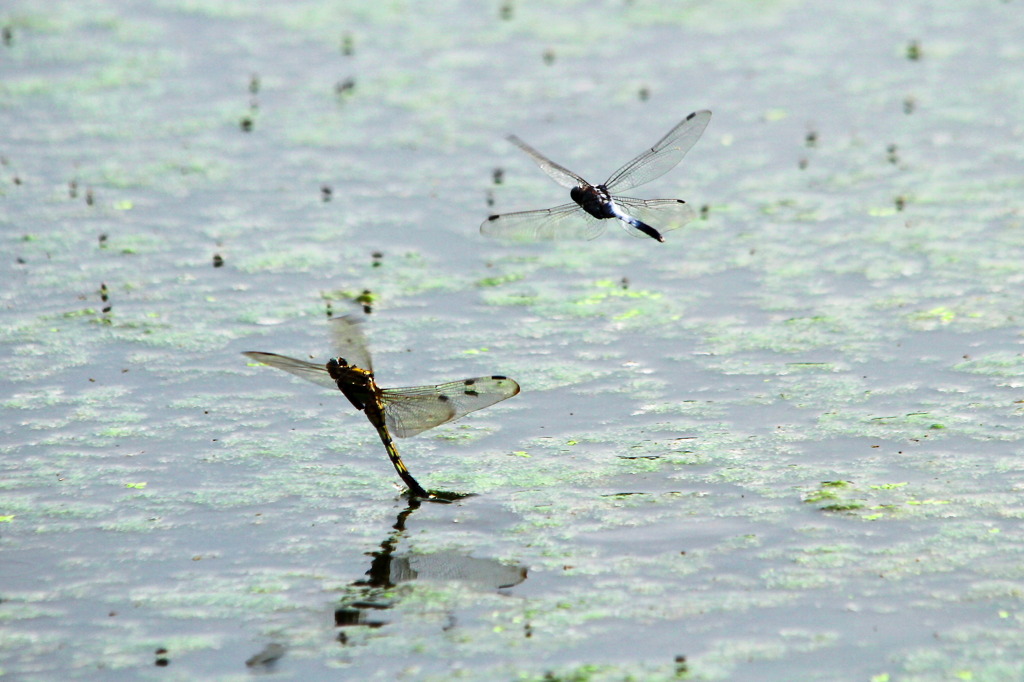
[
  {"left": 621, "top": 216, "right": 664, "bottom": 242},
  {"left": 377, "top": 427, "right": 429, "bottom": 498}
]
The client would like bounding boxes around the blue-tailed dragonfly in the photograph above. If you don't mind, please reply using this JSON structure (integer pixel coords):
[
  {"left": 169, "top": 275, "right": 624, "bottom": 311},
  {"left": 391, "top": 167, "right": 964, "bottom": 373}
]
[{"left": 482, "top": 110, "right": 711, "bottom": 242}]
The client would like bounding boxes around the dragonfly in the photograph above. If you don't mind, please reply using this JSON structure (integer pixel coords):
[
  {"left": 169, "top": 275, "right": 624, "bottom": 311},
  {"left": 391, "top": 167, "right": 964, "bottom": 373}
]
[
  {"left": 481, "top": 109, "right": 711, "bottom": 243},
  {"left": 242, "top": 316, "right": 521, "bottom": 498}
]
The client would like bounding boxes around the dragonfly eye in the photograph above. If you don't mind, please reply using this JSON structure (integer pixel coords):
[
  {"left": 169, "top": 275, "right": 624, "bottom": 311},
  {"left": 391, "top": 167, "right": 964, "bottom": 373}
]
[{"left": 326, "top": 357, "right": 350, "bottom": 380}]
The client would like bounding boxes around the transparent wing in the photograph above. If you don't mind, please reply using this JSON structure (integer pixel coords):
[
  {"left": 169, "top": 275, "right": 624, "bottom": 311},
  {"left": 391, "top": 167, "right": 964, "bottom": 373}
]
[
  {"left": 604, "top": 110, "right": 711, "bottom": 194},
  {"left": 381, "top": 376, "right": 521, "bottom": 438},
  {"left": 507, "top": 134, "right": 588, "bottom": 190},
  {"left": 242, "top": 351, "right": 337, "bottom": 390},
  {"left": 327, "top": 315, "right": 373, "bottom": 372},
  {"left": 613, "top": 197, "right": 698, "bottom": 239},
  {"left": 481, "top": 203, "right": 607, "bottom": 242}
]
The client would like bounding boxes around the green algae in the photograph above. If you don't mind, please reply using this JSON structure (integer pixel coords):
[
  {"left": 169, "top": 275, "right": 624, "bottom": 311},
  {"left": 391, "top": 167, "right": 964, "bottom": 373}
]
[{"left": 2, "top": 0, "right": 1024, "bottom": 680}]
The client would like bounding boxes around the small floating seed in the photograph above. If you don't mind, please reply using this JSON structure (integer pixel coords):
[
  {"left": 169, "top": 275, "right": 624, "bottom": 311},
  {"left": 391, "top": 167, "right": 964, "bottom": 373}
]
[
  {"left": 357, "top": 289, "right": 374, "bottom": 314},
  {"left": 886, "top": 143, "right": 898, "bottom": 164}
]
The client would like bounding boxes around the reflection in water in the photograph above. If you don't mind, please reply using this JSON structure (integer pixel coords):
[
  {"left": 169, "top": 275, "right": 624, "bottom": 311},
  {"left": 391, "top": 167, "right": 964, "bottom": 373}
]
[
  {"left": 387, "top": 551, "right": 527, "bottom": 587},
  {"left": 245, "top": 642, "right": 286, "bottom": 670},
  {"left": 335, "top": 498, "right": 527, "bottom": 642}
]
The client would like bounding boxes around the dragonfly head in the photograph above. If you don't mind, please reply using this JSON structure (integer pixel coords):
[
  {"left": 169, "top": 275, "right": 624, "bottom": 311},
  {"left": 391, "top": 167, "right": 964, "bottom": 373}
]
[
  {"left": 326, "top": 357, "right": 350, "bottom": 379},
  {"left": 327, "top": 357, "right": 374, "bottom": 385}
]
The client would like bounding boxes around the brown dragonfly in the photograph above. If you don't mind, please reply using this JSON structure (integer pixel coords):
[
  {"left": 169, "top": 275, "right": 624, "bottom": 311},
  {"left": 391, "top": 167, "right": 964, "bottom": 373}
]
[
  {"left": 481, "top": 110, "right": 711, "bottom": 242},
  {"left": 243, "top": 317, "right": 521, "bottom": 498}
]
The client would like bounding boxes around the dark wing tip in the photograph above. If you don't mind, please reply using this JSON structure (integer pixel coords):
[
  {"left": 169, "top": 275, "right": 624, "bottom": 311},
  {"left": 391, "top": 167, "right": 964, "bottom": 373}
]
[
  {"left": 486, "top": 214, "right": 500, "bottom": 222},
  {"left": 491, "top": 375, "right": 522, "bottom": 395}
]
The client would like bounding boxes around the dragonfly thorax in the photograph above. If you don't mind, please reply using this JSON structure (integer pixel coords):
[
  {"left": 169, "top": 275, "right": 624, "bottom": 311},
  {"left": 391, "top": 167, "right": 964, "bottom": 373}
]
[
  {"left": 326, "top": 357, "right": 378, "bottom": 412},
  {"left": 570, "top": 184, "right": 616, "bottom": 220}
]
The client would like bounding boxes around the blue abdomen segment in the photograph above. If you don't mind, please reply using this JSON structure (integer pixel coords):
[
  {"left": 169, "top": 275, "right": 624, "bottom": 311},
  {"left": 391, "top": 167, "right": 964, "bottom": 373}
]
[{"left": 621, "top": 215, "right": 664, "bottom": 242}]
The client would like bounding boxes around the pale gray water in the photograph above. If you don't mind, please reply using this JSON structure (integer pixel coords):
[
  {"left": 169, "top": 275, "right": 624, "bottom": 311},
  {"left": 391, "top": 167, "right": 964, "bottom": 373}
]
[{"left": 2, "top": 1, "right": 1024, "bottom": 679}]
